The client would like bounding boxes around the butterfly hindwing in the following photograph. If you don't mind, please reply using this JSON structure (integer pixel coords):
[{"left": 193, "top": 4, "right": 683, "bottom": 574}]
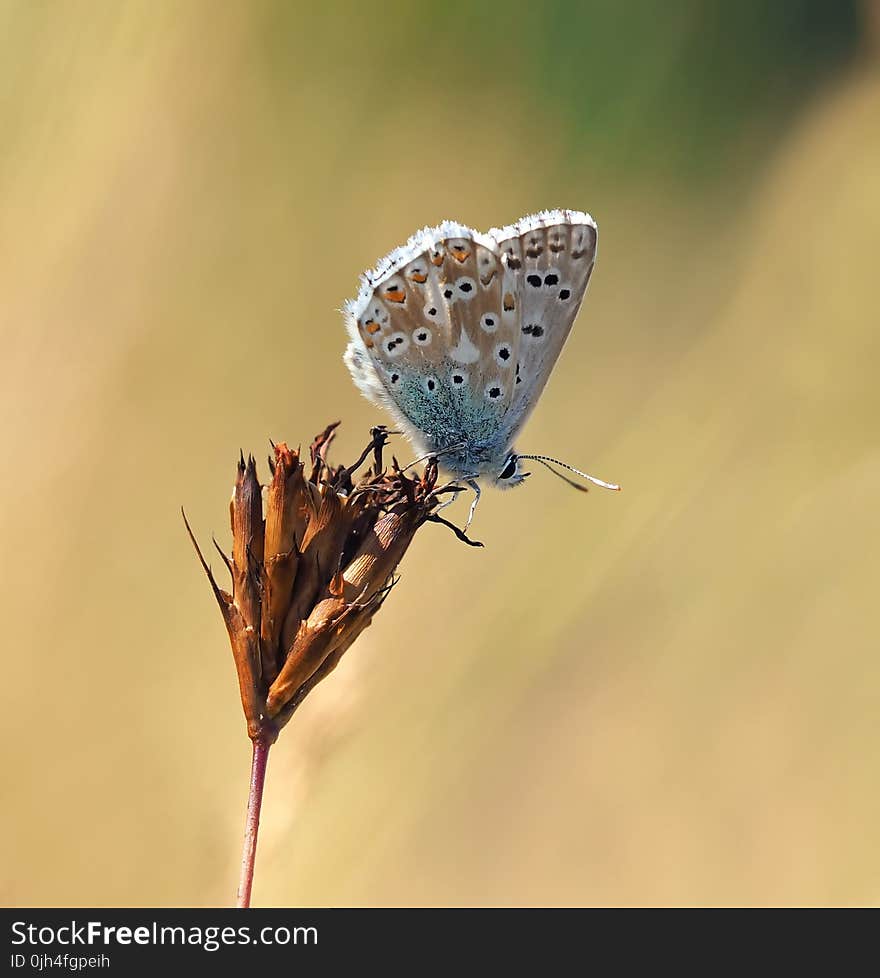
[{"left": 344, "top": 222, "right": 520, "bottom": 456}]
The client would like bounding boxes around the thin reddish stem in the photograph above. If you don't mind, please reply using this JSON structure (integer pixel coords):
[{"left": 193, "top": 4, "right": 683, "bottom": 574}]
[{"left": 236, "top": 734, "right": 271, "bottom": 908}]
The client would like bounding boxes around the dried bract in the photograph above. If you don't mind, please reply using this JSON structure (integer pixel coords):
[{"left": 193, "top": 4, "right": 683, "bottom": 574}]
[{"left": 185, "top": 423, "right": 478, "bottom": 743}]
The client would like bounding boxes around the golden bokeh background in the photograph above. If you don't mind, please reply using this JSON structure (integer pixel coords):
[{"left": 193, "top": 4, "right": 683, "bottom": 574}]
[{"left": 2, "top": 1, "right": 878, "bottom": 907}]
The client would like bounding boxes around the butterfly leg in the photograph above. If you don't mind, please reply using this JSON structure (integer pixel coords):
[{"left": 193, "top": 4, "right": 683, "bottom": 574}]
[
  {"left": 464, "top": 478, "right": 481, "bottom": 533},
  {"left": 433, "top": 485, "right": 464, "bottom": 515}
]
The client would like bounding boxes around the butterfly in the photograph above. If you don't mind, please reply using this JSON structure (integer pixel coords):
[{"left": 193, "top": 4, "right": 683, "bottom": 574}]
[{"left": 343, "top": 209, "right": 619, "bottom": 527}]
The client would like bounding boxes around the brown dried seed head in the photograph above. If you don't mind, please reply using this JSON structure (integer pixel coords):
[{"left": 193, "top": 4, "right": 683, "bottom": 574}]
[{"left": 188, "top": 423, "right": 477, "bottom": 742}]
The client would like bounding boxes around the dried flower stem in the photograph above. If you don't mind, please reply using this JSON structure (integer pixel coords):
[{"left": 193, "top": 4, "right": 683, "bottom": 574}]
[
  {"left": 236, "top": 734, "right": 272, "bottom": 909},
  {"left": 187, "top": 424, "right": 480, "bottom": 907}
]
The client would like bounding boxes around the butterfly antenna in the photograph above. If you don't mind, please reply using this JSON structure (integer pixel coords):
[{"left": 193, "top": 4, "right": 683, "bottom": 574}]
[{"left": 517, "top": 455, "right": 621, "bottom": 492}]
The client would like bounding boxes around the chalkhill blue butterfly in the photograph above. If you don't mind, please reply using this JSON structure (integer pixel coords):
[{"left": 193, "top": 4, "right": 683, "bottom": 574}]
[{"left": 343, "top": 209, "right": 619, "bottom": 527}]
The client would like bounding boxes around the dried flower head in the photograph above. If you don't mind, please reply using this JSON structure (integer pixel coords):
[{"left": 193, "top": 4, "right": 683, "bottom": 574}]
[{"left": 185, "top": 423, "right": 478, "bottom": 744}]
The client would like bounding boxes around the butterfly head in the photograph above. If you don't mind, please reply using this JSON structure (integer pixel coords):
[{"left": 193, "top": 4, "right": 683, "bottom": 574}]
[{"left": 493, "top": 451, "right": 530, "bottom": 489}]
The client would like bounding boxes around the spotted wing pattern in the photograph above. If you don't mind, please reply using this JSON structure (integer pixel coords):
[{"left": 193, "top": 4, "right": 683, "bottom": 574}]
[
  {"left": 344, "top": 221, "right": 518, "bottom": 455},
  {"left": 343, "top": 209, "right": 597, "bottom": 462},
  {"left": 491, "top": 212, "right": 597, "bottom": 445}
]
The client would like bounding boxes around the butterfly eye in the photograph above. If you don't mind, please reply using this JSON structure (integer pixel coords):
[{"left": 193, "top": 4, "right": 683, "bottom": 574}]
[{"left": 499, "top": 455, "right": 518, "bottom": 480}]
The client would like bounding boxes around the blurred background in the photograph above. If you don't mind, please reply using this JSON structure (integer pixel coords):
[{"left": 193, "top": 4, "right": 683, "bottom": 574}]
[{"left": 2, "top": 0, "right": 878, "bottom": 908}]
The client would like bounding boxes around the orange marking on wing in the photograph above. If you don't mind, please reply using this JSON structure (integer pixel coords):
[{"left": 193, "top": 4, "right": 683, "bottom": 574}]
[
  {"left": 364, "top": 320, "right": 381, "bottom": 335},
  {"left": 384, "top": 288, "right": 406, "bottom": 303},
  {"left": 450, "top": 246, "right": 469, "bottom": 262},
  {"left": 409, "top": 271, "right": 428, "bottom": 284},
  {"left": 430, "top": 251, "right": 444, "bottom": 266},
  {"left": 503, "top": 292, "right": 516, "bottom": 311},
  {"left": 364, "top": 338, "right": 374, "bottom": 348}
]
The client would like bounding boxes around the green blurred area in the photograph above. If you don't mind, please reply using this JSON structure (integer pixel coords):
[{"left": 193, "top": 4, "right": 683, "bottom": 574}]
[{"left": 1, "top": 1, "right": 878, "bottom": 907}]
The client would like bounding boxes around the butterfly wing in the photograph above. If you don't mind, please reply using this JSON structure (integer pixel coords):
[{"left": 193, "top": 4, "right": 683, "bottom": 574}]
[
  {"left": 344, "top": 221, "right": 521, "bottom": 460},
  {"left": 490, "top": 210, "right": 597, "bottom": 447}
]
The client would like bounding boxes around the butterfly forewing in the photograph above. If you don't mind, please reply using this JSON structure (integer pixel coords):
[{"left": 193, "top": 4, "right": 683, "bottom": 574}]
[
  {"left": 343, "top": 209, "right": 597, "bottom": 475},
  {"left": 491, "top": 212, "right": 597, "bottom": 445}
]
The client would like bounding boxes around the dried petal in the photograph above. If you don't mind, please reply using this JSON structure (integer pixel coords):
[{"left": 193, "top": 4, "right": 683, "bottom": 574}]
[
  {"left": 265, "top": 595, "right": 350, "bottom": 717},
  {"left": 280, "top": 485, "right": 352, "bottom": 652},
  {"left": 230, "top": 455, "right": 264, "bottom": 637},
  {"left": 341, "top": 508, "right": 421, "bottom": 603},
  {"left": 260, "top": 444, "right": 303, "bottom": 680}
]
